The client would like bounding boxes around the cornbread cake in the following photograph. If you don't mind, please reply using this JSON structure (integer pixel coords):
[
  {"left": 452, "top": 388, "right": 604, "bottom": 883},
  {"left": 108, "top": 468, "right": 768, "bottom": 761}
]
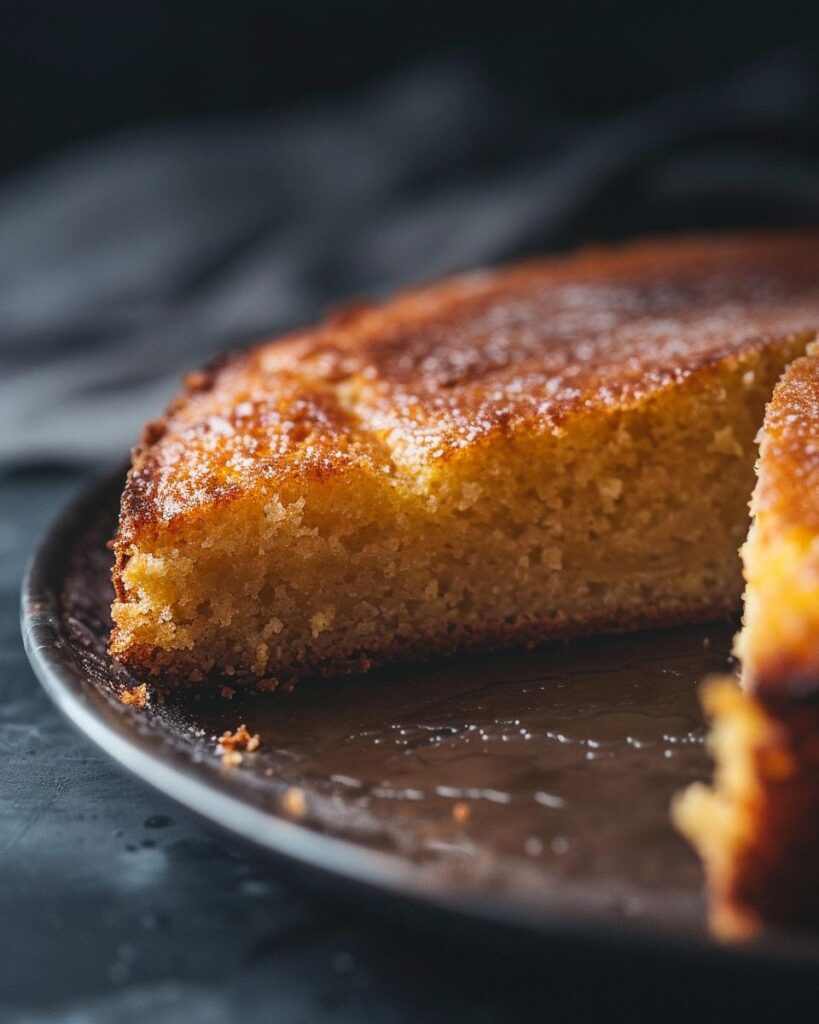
[
  {"left": 110, "top": 232, "right": 819, "bottom": 691},
  {"left": 674, "top": 347, "right": 819, "bottom": 938}
]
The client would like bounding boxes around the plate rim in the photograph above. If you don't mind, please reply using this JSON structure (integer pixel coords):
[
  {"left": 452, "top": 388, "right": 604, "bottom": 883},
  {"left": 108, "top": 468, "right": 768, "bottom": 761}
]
[{"left": 20, "top": 462, "right": 819, "bottom": 970}]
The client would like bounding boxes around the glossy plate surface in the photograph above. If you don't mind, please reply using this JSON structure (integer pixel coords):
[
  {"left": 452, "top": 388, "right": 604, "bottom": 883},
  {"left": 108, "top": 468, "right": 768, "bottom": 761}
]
[{"left": 21, "top": 466, "right": 819, "bottom": 967}]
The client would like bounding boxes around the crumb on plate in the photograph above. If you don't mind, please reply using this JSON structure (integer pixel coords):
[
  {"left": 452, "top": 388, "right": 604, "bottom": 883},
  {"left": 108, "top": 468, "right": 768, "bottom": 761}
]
[
  {"left": 282, "top": 786, "right": 307, "bottom": 819},
  {"left": 452, "top": 801, "right": 471, "bottom": 823},
  {"left": 120, "top": 683, "right": 148, "bottom": 709},
  {"left": 217, "top": 723, "right": 261, "bottom": 766},
  {"left": 218, "top": 723, "right": 261, "bottom": 752}
]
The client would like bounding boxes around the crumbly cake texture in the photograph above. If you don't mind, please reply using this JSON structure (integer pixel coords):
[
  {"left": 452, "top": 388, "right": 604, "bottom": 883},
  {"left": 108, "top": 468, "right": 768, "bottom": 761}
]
[
  {"left": 110, "top": 232, "right": 819, "bottom": 692},
  {"left": 675, "top": 348, "right": 819, "bottom": 938}
]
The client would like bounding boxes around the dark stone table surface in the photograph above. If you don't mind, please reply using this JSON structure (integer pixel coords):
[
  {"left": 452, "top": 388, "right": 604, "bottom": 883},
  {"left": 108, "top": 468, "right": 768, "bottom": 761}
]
[{"left": 4, "top": 469, "right": 819, "bottom": 1024}]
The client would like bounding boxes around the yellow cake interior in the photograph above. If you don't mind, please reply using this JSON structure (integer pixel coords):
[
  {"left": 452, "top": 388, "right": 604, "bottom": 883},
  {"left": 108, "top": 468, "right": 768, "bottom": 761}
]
[{"left": 735, "top": 522, "right": 819, "bottom": 689}]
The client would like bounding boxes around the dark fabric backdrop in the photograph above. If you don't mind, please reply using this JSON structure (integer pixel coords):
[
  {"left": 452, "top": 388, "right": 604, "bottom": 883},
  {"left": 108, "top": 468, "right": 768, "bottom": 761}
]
[{"left": 1, "top": 48, "right": 818, "bottom": 468}]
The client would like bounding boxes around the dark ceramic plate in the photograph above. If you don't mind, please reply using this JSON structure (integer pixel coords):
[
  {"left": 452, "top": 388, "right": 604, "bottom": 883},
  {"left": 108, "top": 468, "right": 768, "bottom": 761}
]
[{"left": 21, "top": 465, "right": 819, "bottom": 968}]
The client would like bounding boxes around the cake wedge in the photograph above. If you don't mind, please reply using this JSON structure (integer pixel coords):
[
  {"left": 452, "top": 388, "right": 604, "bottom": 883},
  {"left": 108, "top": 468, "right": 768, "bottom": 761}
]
[
  {"left": 109, "top": 232, "right": 819, "bottom": 690},
  {"left": 674, "top": 345, "right": 819, "bottom": 938}
]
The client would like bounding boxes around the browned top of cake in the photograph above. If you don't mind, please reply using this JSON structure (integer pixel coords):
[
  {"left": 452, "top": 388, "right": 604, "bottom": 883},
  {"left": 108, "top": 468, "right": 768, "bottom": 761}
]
[
  {"left": 120, "top": 231, "right": 819, "bottom": 539},
  {"left": 753, "top": 346, "right": 819, "bottom": 535}
]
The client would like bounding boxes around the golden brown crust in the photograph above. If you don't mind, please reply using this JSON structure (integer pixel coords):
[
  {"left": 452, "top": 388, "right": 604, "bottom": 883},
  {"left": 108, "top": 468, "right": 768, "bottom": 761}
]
[{"left": 115, "top": 230, "right": 819, "bottom": 551}]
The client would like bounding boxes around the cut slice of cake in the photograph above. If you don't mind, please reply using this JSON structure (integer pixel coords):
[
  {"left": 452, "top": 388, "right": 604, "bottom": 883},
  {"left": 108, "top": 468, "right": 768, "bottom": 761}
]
[
  {"left": 674, "top": 346, "right": 819, "bottom": 938},
  {"left": 110, "top": 232, "right": 819, "bottom": 690}
]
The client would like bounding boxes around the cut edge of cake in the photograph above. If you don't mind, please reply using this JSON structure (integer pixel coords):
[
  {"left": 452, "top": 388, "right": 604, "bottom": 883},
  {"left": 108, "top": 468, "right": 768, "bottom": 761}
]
[{"left": 674, "top": 345, "right": 819, "bottom": 938}]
